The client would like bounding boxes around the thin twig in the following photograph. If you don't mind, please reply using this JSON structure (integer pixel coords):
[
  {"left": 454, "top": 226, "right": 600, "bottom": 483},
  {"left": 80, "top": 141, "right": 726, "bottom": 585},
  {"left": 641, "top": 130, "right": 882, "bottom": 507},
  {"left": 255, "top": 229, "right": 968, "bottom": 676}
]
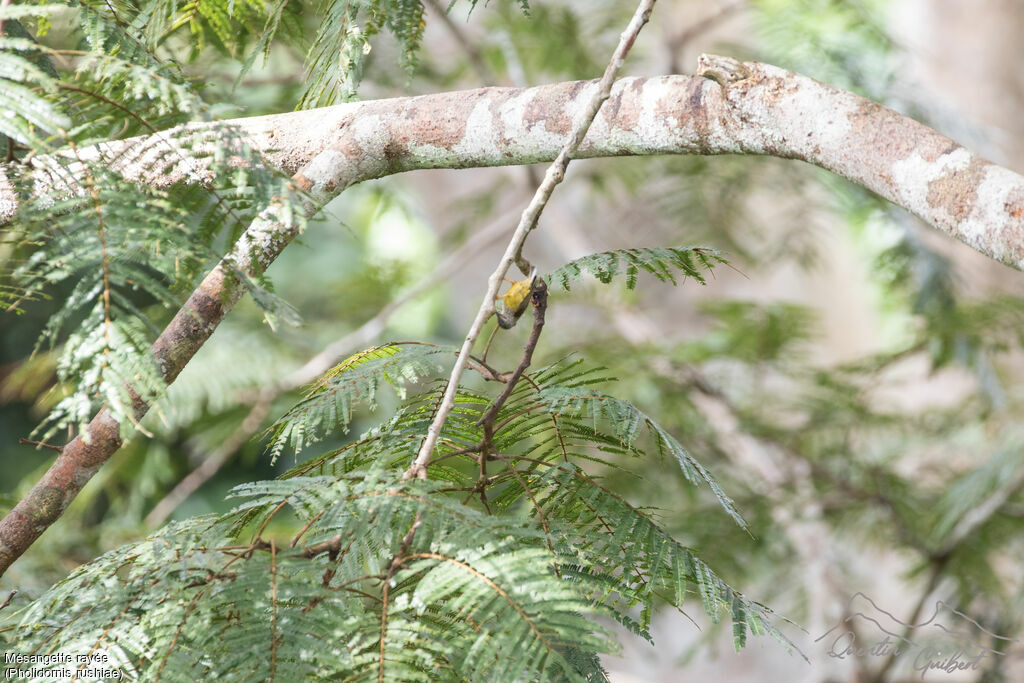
[
  {"left": 0, "top": 590, "right": 15, "bottom": 612},
  {"left": 301, "top": 533, "right": 343, "bottom": 558},
  {"left": 291, "top": 511, "right": 326, "bottom": 548},
  {"left": 473, "top": 281, "right": 547, "bottom": 512},
  {"left": 476, "top": 281, "right": 547, "bottom": 429},
  {"left": 18, "top": 438, "right": 63, "bottom": 453},
  {"left": 868, "top": 560, "right": 947, "bottom": 683},
  {"left": 375, "top": 6, "right": 659, "bottom": 634},
  {"left": 406, "top": 0, "right": 658, "bottom": 480}
]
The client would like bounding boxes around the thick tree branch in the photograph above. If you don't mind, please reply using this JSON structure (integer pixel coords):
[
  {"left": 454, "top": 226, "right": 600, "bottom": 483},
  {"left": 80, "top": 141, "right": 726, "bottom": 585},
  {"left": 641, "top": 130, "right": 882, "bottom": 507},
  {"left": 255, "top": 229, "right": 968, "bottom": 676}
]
[
  {"left": 5, "top": 56, "right": 1023, "bottom": 270},
  {"left": 4, "top": 53, "right": 1024, "bottom": 576}
]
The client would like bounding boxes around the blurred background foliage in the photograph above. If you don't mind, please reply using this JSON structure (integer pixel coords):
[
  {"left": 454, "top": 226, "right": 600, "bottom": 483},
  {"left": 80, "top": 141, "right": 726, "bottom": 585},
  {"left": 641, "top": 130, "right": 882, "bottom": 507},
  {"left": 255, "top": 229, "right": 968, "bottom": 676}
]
[{"left": 2, "top": 0, "right": 1024, "bottom": 679}]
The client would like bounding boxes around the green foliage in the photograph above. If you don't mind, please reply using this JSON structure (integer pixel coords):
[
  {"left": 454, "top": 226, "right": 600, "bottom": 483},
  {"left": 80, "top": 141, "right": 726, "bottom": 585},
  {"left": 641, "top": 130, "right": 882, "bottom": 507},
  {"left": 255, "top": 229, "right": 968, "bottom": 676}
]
[
  {"left": 2, "top": 219, "right": 794, "bottom": 675},
  {"left": 5, "top": 475, "right": 612, "bottom": 680},
  {"left": 0, "top": 0, "right": 313, "bottom": 439},
  {"left": 0, "top": 0, "right": 529, "bottom": 450},
  {"left": 535, "top": 381, "right": 746, "bottom": 528},
  {"left": 293, "top": 0, "right": 527, "bottom": 107},
  {"left": 688, "top": 300, "right": 815, "bottom": 364},
  {"left": 0, "top": 23, "right": 68, "bottom": 148},
  {"left": 43, "top": 308, "right": 165, "bottom": 442},
  {"left": 266, "top": 342, "right": 458, "bottom": 461},
  {"left": 547, "top": 246, "right": 728, "bottom": 292},
  {"left": 751, "top": 0, "right": 894, "bottom": 97},
  {"left": 169, "top": 0, "right": 272, "bottom": 58},
  {"left": 533, "top": 463, "right": 772, "bottom": 651},
  {"left": 3, "top": 344, "right": 793, "bottom": 679},
  {"left": 6, "top": 126, "right": 303, "bottom": 439}
]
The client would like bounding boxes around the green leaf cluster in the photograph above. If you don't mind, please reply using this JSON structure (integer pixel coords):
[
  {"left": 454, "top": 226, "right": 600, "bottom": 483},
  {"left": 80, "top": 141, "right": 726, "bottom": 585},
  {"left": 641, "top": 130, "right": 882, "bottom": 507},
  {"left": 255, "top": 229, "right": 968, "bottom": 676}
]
[
  {"left": 1, "top": 3, "right": 310, "bottom": 439},
  {"left": 548, "top": 245, "right": 727, "bottom": 292},
  {"left": 4, "top": 344, "right": 793, "bottom": 679}
]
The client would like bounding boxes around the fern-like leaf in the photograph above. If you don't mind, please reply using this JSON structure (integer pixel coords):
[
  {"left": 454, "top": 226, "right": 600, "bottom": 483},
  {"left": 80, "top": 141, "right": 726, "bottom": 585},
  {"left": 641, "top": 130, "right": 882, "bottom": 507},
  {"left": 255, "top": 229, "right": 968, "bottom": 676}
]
[
  {"left": 4, "top": 474, "right": 619, "bottom": 681},
  {"left": 0, "top": 12, "right": 69, "bottom": 147},
  {"left": 266, "top": 342, "right": 456, "bottom": 461},
  {"left": 478, "top": 357, "right": 746, "bottom": 530},
  {"left": 533, "top": 463, "right": 797, "bottom": 654},
  {"left": 547, "top": 245, "right": 727, "bottom": 292}
]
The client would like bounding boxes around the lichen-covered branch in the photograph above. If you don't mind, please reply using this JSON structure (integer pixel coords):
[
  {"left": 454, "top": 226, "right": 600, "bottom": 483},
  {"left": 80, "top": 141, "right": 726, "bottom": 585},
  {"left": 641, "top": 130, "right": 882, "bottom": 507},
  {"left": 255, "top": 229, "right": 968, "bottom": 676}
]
[
  {"left": 4, "top": 53, "right": 1024, "bottom": 577},
  {"left": 692, "top": 54, "right": 1024, "bottom": 270},
  {"left": 4, "top": 55, "right": 1022, "bottom": 270}
]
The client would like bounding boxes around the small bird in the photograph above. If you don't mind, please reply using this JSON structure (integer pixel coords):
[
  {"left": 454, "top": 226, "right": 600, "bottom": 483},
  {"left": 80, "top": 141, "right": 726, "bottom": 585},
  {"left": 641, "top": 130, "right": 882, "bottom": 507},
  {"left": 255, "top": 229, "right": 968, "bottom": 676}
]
[{"left": 496, "top": 267, "right": 538, "bottom": 329}]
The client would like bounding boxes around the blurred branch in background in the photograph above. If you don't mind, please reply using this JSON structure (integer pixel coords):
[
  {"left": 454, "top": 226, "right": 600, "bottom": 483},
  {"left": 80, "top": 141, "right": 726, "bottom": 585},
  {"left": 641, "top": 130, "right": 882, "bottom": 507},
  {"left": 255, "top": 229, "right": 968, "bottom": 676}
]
[
  {"left": 666, "top": 0, "right": 747, "bottom": 73},
  {"left": 145, "top": 207, "right": 518, "bottom": 526}
]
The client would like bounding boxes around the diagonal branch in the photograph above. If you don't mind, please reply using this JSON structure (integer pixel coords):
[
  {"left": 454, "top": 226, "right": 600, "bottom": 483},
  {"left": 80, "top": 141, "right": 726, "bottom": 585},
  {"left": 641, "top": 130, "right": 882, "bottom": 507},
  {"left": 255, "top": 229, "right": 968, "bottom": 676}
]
[{"left": 0, "top": 161, "right": 342, "bottom": 576}]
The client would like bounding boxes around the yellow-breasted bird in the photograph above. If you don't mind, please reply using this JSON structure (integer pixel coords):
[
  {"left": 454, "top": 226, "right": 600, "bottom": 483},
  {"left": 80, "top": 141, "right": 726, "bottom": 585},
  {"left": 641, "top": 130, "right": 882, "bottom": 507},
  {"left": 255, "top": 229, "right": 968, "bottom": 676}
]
[{"left": 496, "top": 267, "right": 538, "bottom": 329}]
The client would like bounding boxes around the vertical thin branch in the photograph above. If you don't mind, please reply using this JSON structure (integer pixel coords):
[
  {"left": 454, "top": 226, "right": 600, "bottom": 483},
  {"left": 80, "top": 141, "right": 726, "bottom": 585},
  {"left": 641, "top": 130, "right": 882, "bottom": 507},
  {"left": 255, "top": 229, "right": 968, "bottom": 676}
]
[
  {"left": 405, "top": 0, "right": 658, "bottom": 479},
  {"left": 868, "top": 561, "right": 946, "bottom": 683},
  {"left": 269, "top": 540, "right": 279, "bottom": 683},
  {"left": 470, "top": 281, "right": 547, "bottom": 512},
  {"left": 476, "top": 281, "right": 548, "bottom": 430}
]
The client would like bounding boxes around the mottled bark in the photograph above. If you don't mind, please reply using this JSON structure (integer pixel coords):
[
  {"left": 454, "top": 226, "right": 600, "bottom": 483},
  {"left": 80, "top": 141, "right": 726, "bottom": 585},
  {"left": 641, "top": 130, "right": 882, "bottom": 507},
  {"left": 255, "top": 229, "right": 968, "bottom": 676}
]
[
  {"left": 3, "top": 55, "right": 1024, "bottom": 576},
  {"left": 4, "top": 56, "right": 1022, "bottom": 269}
]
